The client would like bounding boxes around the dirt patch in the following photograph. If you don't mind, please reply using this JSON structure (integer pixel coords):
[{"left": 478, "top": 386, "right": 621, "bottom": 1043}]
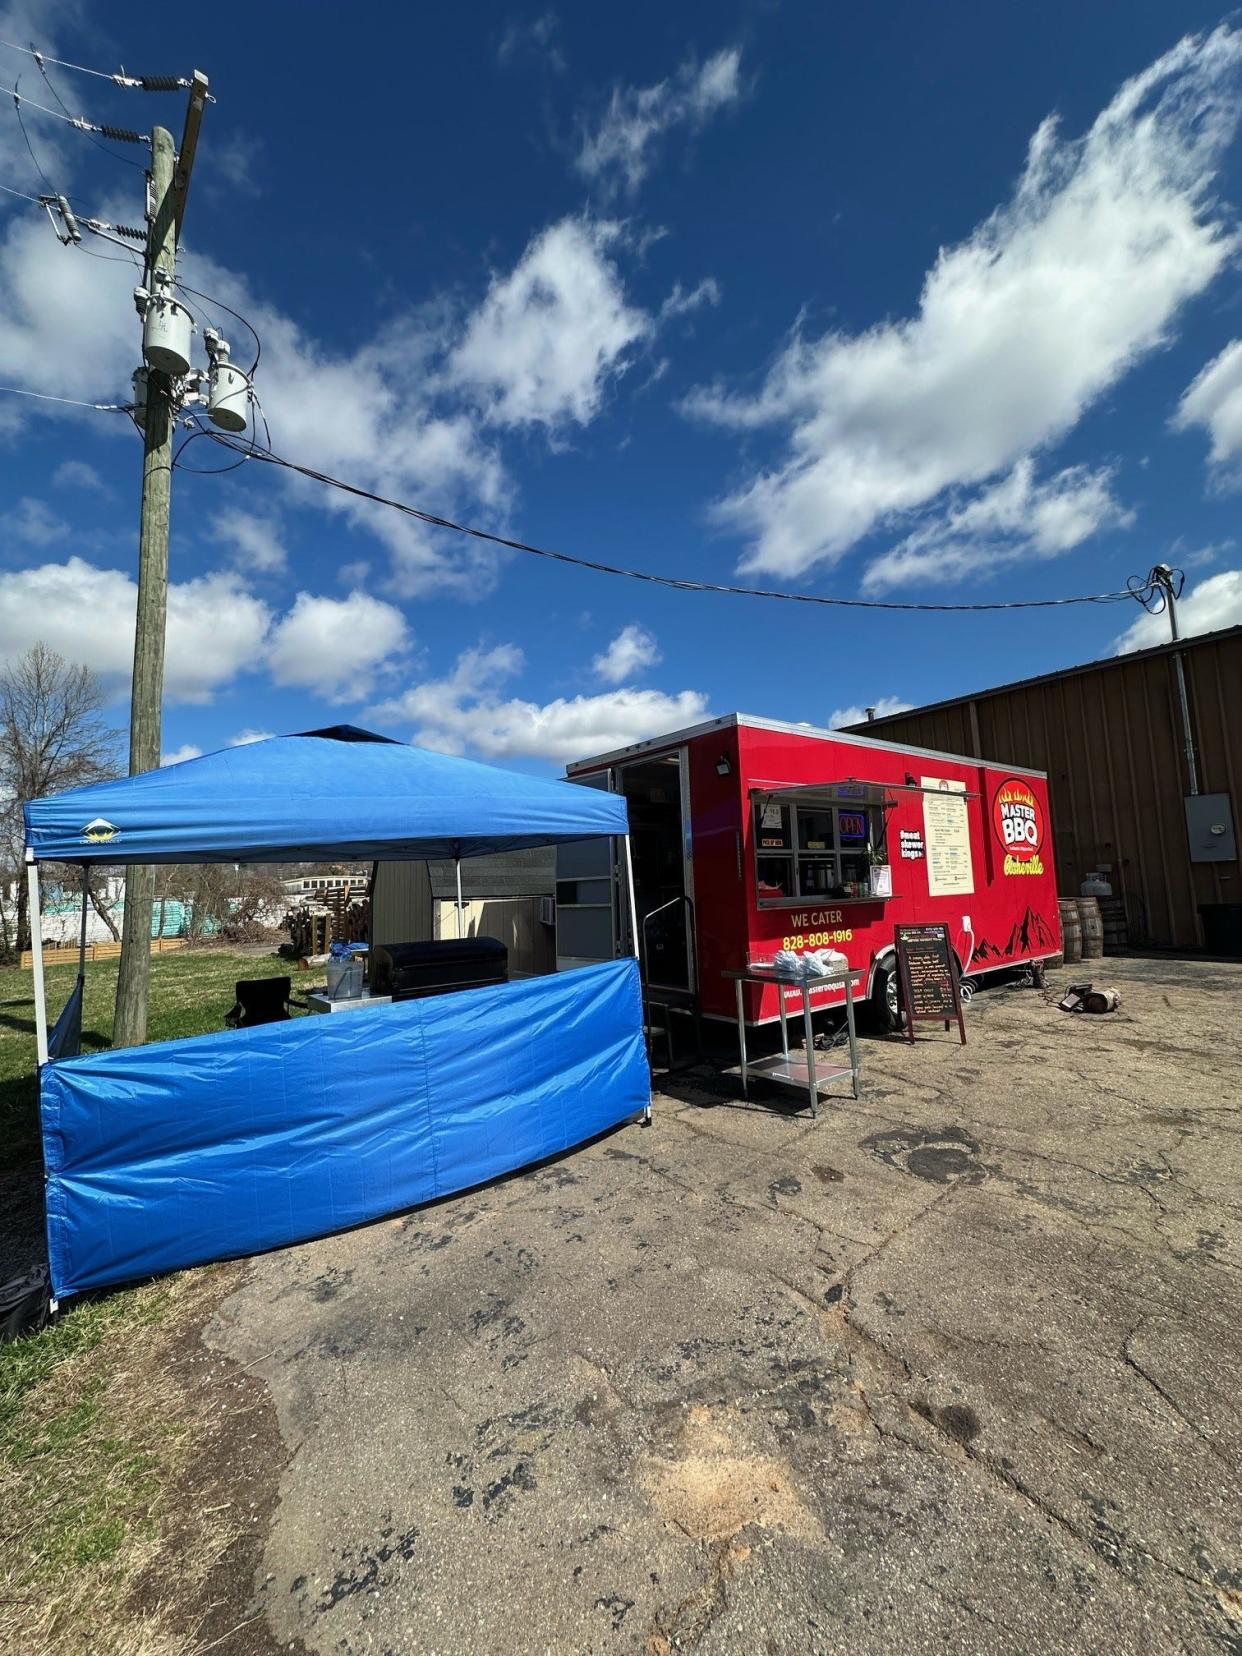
[
  {"left": 0, "top": 1259, "right": 297, "bottom": 1656},
  {"left": 128, "top": 1271, "right": 303, "bottom": 1656},
  {"left": 642, "top": 1404, "right": 820, "bottom": 1542}
]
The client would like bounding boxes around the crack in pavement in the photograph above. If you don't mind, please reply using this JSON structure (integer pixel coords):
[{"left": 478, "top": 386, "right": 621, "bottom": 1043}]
[{"left": 1121, "top": 1323, "right": 1236, "bottom": 1478}]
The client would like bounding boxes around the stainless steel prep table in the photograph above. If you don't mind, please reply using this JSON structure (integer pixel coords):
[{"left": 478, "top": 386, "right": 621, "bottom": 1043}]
[{"left": 722, "top": 966, "right": 863, "bottom": 1116}]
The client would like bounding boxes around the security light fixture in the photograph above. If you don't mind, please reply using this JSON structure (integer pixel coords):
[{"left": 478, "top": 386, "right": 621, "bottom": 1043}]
[{"left": 716, "top": 754, "right": 731, "bottom": 777}]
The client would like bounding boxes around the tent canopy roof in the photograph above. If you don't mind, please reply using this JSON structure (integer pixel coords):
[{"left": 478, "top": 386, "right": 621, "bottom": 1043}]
[{"left": 24, "top": 726, "right": 627, "bottom": 865}]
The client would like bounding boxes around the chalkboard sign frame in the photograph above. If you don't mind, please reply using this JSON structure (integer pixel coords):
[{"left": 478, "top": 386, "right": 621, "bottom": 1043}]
[{"left": 893, "top": 922, "right": 967, "bottom": 1045}]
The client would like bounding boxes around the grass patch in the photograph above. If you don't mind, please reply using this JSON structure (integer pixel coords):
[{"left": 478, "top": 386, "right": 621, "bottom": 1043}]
[
  {"left": 0, "top": 1268, "right": 245, "bottom": 1655},
  {"left": 0, "top": 948, "right": 298, "bottom": 1652}
]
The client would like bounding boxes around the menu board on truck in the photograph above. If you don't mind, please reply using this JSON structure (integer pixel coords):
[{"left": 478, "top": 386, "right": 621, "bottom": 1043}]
[{"left": 921, "top": 776, "right": 974, "bottom": 897}]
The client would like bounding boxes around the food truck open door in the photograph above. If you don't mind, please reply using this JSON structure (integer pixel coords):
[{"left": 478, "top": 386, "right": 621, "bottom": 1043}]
[
  {"left": 618, "top": 755, "right": 694, "bottom": 996},
  {"left": 558, "top": 753, "right": 696, "bottom": 996},
  {"left": 555, "top": 772, "right": 621, "bottom": 971}
]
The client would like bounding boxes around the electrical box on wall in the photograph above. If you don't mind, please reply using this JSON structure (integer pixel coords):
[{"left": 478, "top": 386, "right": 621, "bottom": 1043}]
[{"left": 1184, "top": 793, "right": 1237, "bottom": 863}]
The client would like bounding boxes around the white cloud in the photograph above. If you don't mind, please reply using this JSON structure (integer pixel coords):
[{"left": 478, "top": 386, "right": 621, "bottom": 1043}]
[
  {"left": 1172, "top": 338, "right": 1242, "bottom": 474},
  {"left": 0, "top": 21, "right": 695, "bottom": 606},
  {"left": 1113, "top": 569, "right": 1242, "bottom": 652},
  {"left": 659, "top": 277, "right": 721, "bottom": 323},
  {"left": 863, "top": 460, "right": 1132, "bottom": 590},
  {"left": 592, "top": 622, "right": 662, "bottom": 683},
  {"left": 449, "top": 218, "right": 651, "bottom": 430},
  {"left": 208, "top": 505, "right": 288, "bottom": 574},
  {"left": 208, "top": 132, "right": 264, "bottom": 198},
  {"left": 368, "top": 642, "right": 708, "bottom": 762},
  {"left": 52, "top": 459, "right": 108, "bottom": 494},
  {"left": 576, "top": 46, "right": 744, "bottom": 196},
  {"left": 827, "top": 696, "right": 915, "bottom": 730},
  {"left": 229, "top": 728, "right": 274, "bottom": 745},
  {"left": 685, "top": 27, "right": 1242, "bottom": 578},
  {"left": 161, "top": 744, "right": 203, "bottom": 766},
  {"left": 175, "top": 257, "right": 513, "bottom": 597},
  {"left": 174, "top": 212, "right": 673, "bottom": 596},
  {"left": 0, "top": 557, "right": 271, "bottom": 703},
  {"left": 0, "top": 5, "right": 76, "bottom": 186},
  {"left": 266, "top": 590, "right": 409, "bottom": 697},
  {"left": 0, "top": 201, "right": 136, "bottom": 430},
  {"left": 497, "top": 11, "right": 564, "bottom": 71},
  {"left": 0, "top": 496, "right": 70, "bottom": 547}
]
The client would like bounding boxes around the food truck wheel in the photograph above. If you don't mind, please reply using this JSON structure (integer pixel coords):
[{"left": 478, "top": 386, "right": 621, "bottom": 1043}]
[{"left": 870, "top": 960, "right": 903, "bottom": 1033}]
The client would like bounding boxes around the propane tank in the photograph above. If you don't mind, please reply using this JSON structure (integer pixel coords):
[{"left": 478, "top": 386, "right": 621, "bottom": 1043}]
[
  {"left": 207, "top": 341, "right": 250, "bottom": 433},
  {"left": 131, "top": 366, "right": 149, "bottom": 430},
  {"left": 1080, "top": 872, "right": 1112, "bottom": 897},
  {"left": 142, "top": 292, "right": 193, "bottom": 376}
]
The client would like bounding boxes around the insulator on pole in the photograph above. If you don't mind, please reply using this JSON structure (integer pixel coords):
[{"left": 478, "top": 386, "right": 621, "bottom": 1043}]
[{"left": 55, "top": 195, "right": 81, "bottom": 243}]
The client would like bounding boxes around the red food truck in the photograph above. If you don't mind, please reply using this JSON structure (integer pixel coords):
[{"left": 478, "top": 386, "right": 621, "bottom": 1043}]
[{"left": 557, "top": 712, "right": 1060, "bottom": 1032}]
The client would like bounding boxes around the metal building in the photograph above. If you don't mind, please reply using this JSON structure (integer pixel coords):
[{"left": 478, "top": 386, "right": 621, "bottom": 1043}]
[{"left": 841, "top": 625, "right": 1242, "bottom": 950}]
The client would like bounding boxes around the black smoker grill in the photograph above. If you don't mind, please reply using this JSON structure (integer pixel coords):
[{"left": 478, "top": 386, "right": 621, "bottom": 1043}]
[{"left": 371, "top": 937, "right": 509, "bottom": 1002}]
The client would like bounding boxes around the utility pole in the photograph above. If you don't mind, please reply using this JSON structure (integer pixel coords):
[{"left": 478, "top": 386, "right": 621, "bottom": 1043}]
[
  {"left": 1151, "top": 562, "right": 1199, "bottom": 798},
  {"left": 113, "top": 75, "right": 208, "bottom": 1048}
]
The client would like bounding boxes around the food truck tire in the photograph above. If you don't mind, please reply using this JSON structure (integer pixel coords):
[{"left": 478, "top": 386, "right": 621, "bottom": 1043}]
[{"left": 868, "top": 958, "right": 903, "bottom": 1034}]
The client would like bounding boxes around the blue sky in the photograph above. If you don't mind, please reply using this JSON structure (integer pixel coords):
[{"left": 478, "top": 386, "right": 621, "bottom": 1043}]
[{"left": 2, "top": 0, "right": 1242, "bottom": 772}]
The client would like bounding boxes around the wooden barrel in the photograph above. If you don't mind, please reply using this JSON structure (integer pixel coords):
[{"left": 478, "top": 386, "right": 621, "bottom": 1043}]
[
  {"left": 1099, "top": 896, "right": 1127, "bottom": 955},
  {"left": 1077, "top": 896, "right": 1104, "bottom": 961},
  {"left": 1059, "top": 898, "right": 1082, "bottom": 964}
]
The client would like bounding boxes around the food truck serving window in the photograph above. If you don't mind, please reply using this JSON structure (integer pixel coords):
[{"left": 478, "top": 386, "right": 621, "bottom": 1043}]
[{"left": 753, "top": 791, "right": 888, "bottom": 904}]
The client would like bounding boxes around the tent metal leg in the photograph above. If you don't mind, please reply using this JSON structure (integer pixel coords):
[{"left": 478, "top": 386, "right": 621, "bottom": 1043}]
[
  {"left": 455, "top": 856, "right": 463, "bottom": 940},
  {"left": 622, "top": 834, "right": 651, "bottom": 1125},
  {"left": 622, "top": 834, "right": 639, "bottom": 961},
  {"left": 27, "top": 855, "right": 48, "bottom": 1065},
  {"left": 78, "top": 864, "right": 89, "bottom": 984}
]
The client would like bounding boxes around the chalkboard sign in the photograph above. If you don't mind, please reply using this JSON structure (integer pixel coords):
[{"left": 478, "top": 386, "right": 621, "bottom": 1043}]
[{"left": 894, "top": 922, "right": 966, "bottom": 1045}]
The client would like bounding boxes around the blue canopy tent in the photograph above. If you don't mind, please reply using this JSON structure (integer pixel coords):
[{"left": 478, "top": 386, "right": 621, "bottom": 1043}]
[{"left": 24, "top": 727, "right": 649, "bottom": 1301}]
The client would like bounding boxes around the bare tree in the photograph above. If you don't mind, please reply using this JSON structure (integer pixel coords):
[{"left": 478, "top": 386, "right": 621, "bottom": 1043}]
[
  {"left": 0, "top": 644, "right": 120, "bottom": 957},
  {"left": 164, "top": 863, "right": 287, "bottom": 943}
]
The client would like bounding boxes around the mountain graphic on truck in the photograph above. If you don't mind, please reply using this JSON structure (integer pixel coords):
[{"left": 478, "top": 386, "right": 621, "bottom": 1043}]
[{"left": 972, "top": 905, "right": 1057, "bottom": 963}]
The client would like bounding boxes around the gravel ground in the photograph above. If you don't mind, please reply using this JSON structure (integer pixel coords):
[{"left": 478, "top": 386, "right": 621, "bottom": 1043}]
[{"left": 205, "top": 954, "right": 1242, "bottom": 1655}]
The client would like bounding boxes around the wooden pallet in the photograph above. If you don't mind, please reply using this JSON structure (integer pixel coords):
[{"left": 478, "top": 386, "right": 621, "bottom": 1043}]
[{"left": 19, "top": 937, "right": 187, "bottom": 970}]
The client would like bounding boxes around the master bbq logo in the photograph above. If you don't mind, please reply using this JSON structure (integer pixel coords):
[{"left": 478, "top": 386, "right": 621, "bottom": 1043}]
[
  {"left": 993, "top": 779, "right": 1044, "bottom": 876},
  {"left": 81, "top": 817, "right": 120, "bottom": 846}
]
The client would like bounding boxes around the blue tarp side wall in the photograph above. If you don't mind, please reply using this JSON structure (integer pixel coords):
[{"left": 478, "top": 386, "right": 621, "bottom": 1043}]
[{"left": 40, "top": 959, "right": 649, "bottom": 1300}]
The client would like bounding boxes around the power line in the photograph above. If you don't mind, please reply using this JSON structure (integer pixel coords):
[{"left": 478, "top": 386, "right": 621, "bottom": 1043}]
[
  {"left": 173, "top": 276, "right": 262, "bottom": 376},
  {"left": 1, "top": 80, "right": 147, "bottom": 144},
  {"left": 30, "top": 51, "right": 147, "bottom": 170},
  {"left": 0, "top": 38, "right": 193, "bottom": 92},
  {"left": 11, "top": 81, "right": 53, "bottom": 190},
  {"left": 0, "top": 384, "right": 128, "bottom": 411},
  {"left": 194, "top": 427, "right": 1152, "bottom": 614}
]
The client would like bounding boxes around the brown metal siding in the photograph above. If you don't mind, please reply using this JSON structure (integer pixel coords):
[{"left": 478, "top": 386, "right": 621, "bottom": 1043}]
[{"left": 851, "top": 632, "right": 1242, "bottom": 948}]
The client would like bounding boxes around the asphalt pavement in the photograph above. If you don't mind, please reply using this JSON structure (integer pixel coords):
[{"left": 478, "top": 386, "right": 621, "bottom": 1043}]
[{"left": 208, "top": 954, "right": 1242, "bottom": 1654}]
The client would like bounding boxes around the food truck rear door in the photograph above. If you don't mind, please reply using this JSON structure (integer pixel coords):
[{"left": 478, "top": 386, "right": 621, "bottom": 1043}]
[{"left": 554, "top": 771, "right": 621, "bottom": 971}]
